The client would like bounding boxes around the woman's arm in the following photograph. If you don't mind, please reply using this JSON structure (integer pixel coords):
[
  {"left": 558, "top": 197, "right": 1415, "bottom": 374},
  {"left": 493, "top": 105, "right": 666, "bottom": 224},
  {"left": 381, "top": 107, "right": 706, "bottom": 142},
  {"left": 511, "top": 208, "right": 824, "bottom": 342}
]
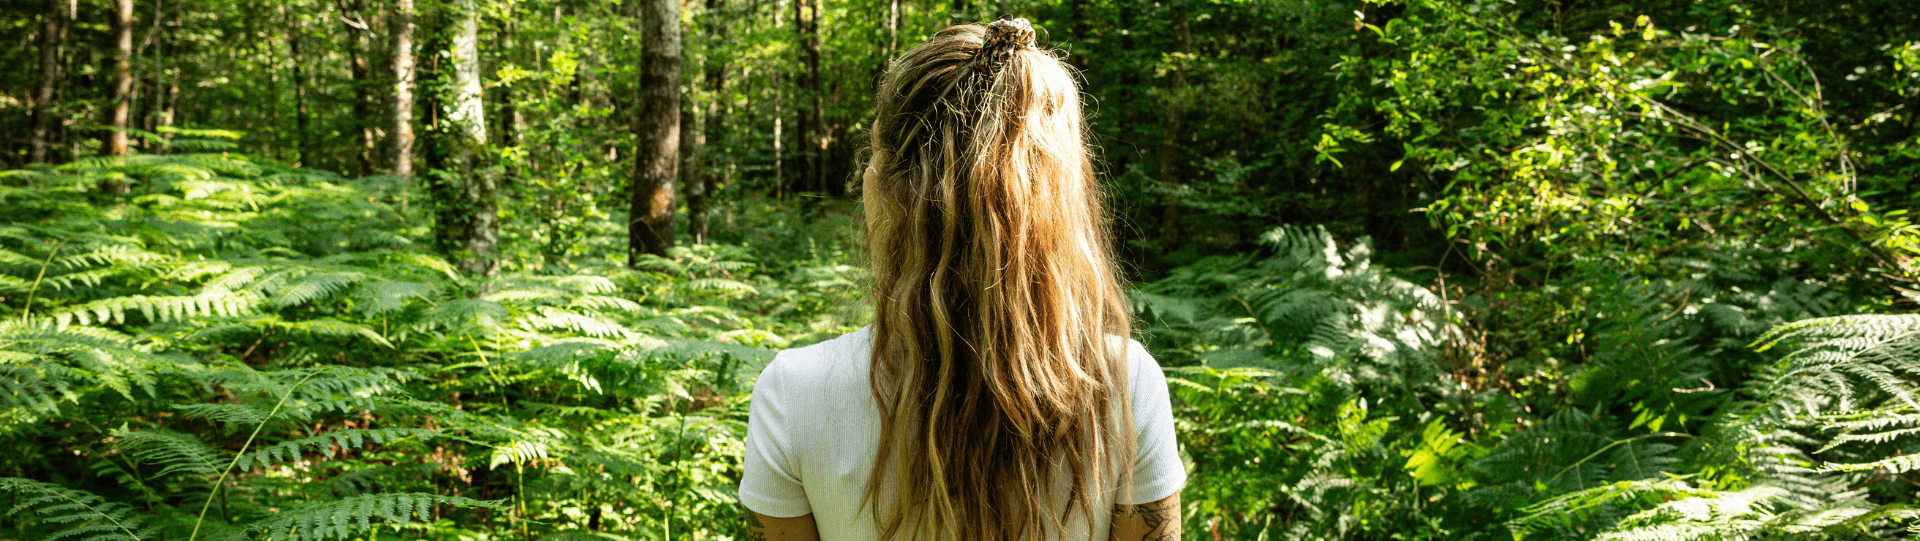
[
  {"left": 1110, "top": 492, "right": 1181, "bottom": 541},
  {"left": 747, "top": 511, "right": 819, "bottom": 541}
]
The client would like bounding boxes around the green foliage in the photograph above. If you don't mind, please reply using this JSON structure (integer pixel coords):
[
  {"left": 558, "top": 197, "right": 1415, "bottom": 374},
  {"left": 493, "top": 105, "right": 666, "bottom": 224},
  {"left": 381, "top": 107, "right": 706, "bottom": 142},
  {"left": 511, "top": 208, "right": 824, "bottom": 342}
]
[
  {"left": 1142, "top": 226, "right": 1481, "bottom": 539},
  {"left": 0, "top": 152, "right": 872, "bottom": 539},
  {"left": 1496, "top": 314, "right": 1920, "bottom": 540},
  {"left": 1330, "top": 0, "right": 1919, "bottom": 288},
  {"left": 0, "top": 477, "right": 149, "bottom": 541},
  {"left": 247, "top": 493, "right": 498, "bottom": 541},
  {"left": 1137, "top": 215, "right": 1919, "bottom": 540}
]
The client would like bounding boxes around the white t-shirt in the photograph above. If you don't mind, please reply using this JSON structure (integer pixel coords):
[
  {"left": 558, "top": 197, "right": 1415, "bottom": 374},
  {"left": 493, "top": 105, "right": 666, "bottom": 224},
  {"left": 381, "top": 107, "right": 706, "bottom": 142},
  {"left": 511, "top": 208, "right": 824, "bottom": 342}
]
[{"left": 738, "top": 326, "right": 1186, "bottom": 540}]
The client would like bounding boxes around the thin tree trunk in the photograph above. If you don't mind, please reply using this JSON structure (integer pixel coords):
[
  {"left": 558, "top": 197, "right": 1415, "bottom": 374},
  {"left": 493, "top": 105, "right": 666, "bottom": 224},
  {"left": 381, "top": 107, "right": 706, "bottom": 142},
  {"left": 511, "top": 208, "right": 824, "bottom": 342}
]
[
  {"left": 887, "top": 0, "right": 900, "bottom": 59},
  {"left": 680, "top": 64, "right": 701, "bottom": 245},
  {"left": 155, "top": 0, "right": 178, "bottom": 142},
  {"left": 497, "top": 20, "right": 520, "bottom": 148},
  {"left": 343, "top": 0, "right": 376, "bottom": 177},
  {"left": 1155, "top": 1, "right": 1190, "bottom": 240},
  {"left": 695, "top": 0, "right": 727, "bottom": 244},
  {"left": 792, "top": 0, "right": 808, "bottom": 193},
  {"left": 808, "top": 3, "right": 825, "bottom": 195},
  {"left": 951, "top": 0, "right": 969, "bottom": 24},
  {"left": 445, "top": 0, "right": 497, "bottom": 278},
  {"left": 630, "top": 0, "right": 681, "bottom": 262},
  {"left": 770, "top": 0, "right": 784, "bottom": 198},
  {"left": 135, "top": 0, "right": 162, "bottom": 149},
  {"left": 28, "top": 0, "right": 66, "bottom": 165},
  {"left": 105, "top": 0, "right": 134, "bottom": 160},
  {"left": 284, "top": 3, "right": 315, "bottom": 167},
  {"left": 391, "top": 0, "right": 416, "bottom": 178},
  {"left": 158, "top": 79, "right": 178, "bottom": 134},
  {"left": 795, "top": 0, "right": 820, "bottom": 194},
  {"left": 772, "top": 70, "right": 784, "bottom": 199}
]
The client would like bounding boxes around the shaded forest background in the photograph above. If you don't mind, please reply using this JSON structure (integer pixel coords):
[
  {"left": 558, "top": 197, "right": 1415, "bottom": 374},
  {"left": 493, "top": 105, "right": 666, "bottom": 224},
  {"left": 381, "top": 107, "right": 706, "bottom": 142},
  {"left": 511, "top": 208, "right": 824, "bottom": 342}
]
[{"left": 2, "top": 0, "right": 1920, "bottom": 538}]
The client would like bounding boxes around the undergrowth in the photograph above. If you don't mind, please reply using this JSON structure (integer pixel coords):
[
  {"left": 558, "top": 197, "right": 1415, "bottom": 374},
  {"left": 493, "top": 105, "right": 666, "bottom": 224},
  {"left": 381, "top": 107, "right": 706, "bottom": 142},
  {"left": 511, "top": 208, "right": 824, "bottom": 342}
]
[
  {"left": 1, "top": 148, "right": 1914, "bottom": 541},
  {"left": 0, "top": 149, "right": 864, "bottom": 540}
]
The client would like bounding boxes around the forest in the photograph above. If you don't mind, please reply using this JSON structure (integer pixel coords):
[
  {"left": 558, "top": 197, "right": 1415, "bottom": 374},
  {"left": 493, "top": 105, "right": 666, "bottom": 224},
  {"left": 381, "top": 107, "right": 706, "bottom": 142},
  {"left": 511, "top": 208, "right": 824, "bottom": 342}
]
[{"left": 1, "top": 0, "right": 1919, "bottom": 538}]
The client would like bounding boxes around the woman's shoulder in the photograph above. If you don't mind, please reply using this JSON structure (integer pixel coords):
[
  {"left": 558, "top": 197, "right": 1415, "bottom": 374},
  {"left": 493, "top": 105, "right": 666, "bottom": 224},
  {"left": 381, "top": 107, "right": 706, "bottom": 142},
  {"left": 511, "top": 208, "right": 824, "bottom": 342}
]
[
  {"left": 757, "top": 326, "right": 873, "bottom": 391},
  {"left": 1107, "top": 334, "right": 1159, "bottom": 367}
]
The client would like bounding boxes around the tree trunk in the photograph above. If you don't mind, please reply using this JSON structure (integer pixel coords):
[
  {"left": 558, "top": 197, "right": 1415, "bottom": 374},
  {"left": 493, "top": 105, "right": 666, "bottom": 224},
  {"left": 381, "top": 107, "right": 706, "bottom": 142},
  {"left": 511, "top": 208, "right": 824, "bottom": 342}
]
[
  {"left": 497, "top": 21, "right": 520, "bottom": 148},
  {"left": 795, "top": 0, "right": 821, "bottom": 194},
  {"left": 28, "top": 0, "right": 66, "bottom": 165},
  {"left": 343, "top": 0, "right": 376, "bottom": 177},
  {"left": 153, "top": 0, "right": 178, "bottom": 143},
  {"left": 444, "top": 0, "right": 497, "bottom": 278},
  {"left": 105, "top": 0, "right": 134, "bottom": 161},
  {"left": 772, "top": 70, "right": 784, "bottom": 198},
  {"left": 391, "top": 0, "right": 417, "bottom": 178},
  {"left": 135, "top": 0, "right": 162, "bottom": 149},
  {"left": 158, "top": 79, "right": 178, "bottom": 135},
  {"left": 97, "top": 0, "right": 134, "bottom": 193},
  {"left": 284, "top": 3, "right": 315, "bottom": 167},
  {"left": 1154, "top": 1, "right": 1190, "bottom": 241},
  {"left": 680, "top": 67, "right": 702, "bottom": 245},
  {"left": 886, "top": 0, "right": 899, "bottom": 58},
  {"left": 950, "top": 0, "right": 970, "bottom": 24},
  {"left": 695, "top": 0, "right": 727, "bottom": 244},
  {"left": 630, "top": 0, "right": 681, "bottom": 262}
]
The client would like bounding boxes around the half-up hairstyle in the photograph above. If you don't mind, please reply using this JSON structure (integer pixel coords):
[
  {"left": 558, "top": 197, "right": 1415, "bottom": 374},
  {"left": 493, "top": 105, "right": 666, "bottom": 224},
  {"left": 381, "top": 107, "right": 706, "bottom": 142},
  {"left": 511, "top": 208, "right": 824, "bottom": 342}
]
[{"left": 861, "top": 20, "right": 1136, "bottom": 540}]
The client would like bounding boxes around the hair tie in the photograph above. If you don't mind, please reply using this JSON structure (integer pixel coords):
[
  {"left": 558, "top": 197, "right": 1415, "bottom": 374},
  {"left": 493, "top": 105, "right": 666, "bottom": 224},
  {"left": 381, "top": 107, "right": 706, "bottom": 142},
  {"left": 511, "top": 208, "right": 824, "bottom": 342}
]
[
  {"left": 984, "top": 18, "right": 1036, "bottom": 51},
  {"left": 976, "top": 18, "right": 1036, "bottom": 73}
]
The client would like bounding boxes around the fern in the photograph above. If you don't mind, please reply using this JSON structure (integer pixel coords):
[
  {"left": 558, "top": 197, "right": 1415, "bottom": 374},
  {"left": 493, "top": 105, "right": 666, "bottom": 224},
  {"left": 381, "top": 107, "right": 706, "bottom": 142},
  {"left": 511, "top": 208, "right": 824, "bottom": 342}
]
[
  {"left": 247, "top": 493, "right": 500, "bottom": 541},
  {"left": 229, "top": 428, "right": 444, "bottom": 473},
  {"left": 1558, "top": 313, "right": 1920, "bottom": 539},
  {"left": 0, "top": 320, "right": 168, "bottom": 425},
  {"left": 351, "top": 280, "right": 439, "bottom": 316},
  {"left": 0, "top": 477, "right": 149, "bottom": 541},
  {"left": 114, "top": 428, "right": 226, "bottom": 479},
  {"left": 50, "top": 291, "right": 263, "bottom": 328}
]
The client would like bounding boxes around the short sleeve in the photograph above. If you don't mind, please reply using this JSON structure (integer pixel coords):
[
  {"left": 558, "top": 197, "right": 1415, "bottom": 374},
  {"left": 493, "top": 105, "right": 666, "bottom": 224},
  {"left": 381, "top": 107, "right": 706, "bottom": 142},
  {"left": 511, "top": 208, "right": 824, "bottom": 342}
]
[
  {"left": 1122, "top": 340, "right": 1187, "bottom": 505},
  {"left": 739, "top": 352, "right": 814, "bottom": 517}
]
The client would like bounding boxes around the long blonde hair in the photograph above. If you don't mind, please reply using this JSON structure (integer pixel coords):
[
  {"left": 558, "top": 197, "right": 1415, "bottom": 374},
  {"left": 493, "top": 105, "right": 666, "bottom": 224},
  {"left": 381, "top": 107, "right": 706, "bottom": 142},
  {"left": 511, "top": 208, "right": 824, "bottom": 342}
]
[{"left": 861, "top": 21, "right": 1136, "bottom": 540}]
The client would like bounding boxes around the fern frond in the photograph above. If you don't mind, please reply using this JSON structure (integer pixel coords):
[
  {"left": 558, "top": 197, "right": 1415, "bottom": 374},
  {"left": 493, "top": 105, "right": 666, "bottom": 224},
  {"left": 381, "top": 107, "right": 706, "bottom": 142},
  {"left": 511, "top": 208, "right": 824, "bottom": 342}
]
[
  {"left": 485, "top": 425, "right": 570, "bottom": 468},
  {"left": 673, "top": 277, "right": 757, "bottom": 296},
  {"left": 326, "top": 464, "right": 443, "bottom": 496},
  {"left": 0, "top": 320, "right": 167, "bottom": 418},
  {"left": 248, "top": 493, "right": 500, "bottom": 541},
  {"left": 570, "top": 294, "right": 643, "bottom": 313},
  {"left": 1817, "top": 453, "right": 1920, "bottom": 474},
  {"left": 0, "top": 477, "right": 147, "bottom": 541},
  {"left": 172, "top": 403, "right": 271, "bottom": 425},
  {"left": 50, "top": 291, "right": 262, "bottom": 328},
  {"left": 269, "top": 272, "right": 371, "bottom": 308},
  {"left": 352, "top": 281, "right": 438, "bottom": 316},
  {"left": 416, "top": 298, "right": 508, "bottom": 334},
  {"left": 232, "top": 428, "right": 444, "bottom": 472},
  {"left": 521, "top": 308, "right": 633, "bottom": 339},
  {"left": 113, "top": 428, "right": 225, "bottom": 477},
  {"left": 276, "top": 318, "right": 394, "bottom": 348},
  {"left": 552, "top": 275, "right": 619, "bottom": 294}
]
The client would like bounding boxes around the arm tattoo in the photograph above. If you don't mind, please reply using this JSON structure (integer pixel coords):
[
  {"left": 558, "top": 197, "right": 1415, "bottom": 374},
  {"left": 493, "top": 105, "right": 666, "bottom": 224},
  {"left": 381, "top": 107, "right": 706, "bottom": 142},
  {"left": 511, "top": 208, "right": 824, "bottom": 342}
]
[
  {"left": 746, "top": 510, "right": 769, "bottom": 541},
  {"left": 1116, "top": 499, "right": 1181, "bottom": 541}
]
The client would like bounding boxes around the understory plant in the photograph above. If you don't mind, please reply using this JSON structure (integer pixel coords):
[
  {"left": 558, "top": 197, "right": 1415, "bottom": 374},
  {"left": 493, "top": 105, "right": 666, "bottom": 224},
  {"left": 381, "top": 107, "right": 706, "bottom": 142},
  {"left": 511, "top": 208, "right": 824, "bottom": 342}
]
[{"left": 0, "top": 150, "right": 862, "bottom": 540}]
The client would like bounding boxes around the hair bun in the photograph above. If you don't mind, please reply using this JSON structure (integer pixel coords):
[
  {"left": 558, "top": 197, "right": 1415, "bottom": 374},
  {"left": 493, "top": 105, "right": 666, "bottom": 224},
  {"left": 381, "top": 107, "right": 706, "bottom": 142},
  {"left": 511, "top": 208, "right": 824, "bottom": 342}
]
[{"left": 984, "top": 18, "right": 1036, "bottom": 51}]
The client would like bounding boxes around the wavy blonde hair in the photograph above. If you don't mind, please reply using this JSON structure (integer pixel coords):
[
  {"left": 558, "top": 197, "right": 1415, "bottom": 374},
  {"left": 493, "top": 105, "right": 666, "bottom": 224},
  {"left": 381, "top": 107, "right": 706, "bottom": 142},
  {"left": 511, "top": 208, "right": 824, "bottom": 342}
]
[{"left": 861, "top": 22, "right": 1136, "bottom": 540}]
